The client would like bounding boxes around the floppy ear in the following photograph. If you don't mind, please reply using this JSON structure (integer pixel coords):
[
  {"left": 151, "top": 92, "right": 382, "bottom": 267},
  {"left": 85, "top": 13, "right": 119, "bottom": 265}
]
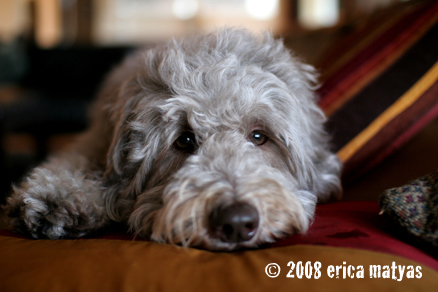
[
  {"left": 281, "top": 57, "right": 343, "bottom": 202},
  {"left": 103, "top": 52, "right": 172, "bottom": 184},
  {"left": 104, "top": 79, "right": 142, "bottom": 180},
  {"left": 257, "top": 35, "right": 343, "bottom": 201},
  {"left": 94, "top": 67, "right": 148, "bottom": 221}
]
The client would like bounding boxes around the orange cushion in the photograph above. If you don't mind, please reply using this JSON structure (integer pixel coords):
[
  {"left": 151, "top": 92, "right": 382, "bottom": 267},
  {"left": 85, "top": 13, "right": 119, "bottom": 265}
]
[
  {"left": 1, "top": 201, "right": 437, "bottom": 291},
  {"left": 1, "top": 235, "right": 437, "bottom": 292}
]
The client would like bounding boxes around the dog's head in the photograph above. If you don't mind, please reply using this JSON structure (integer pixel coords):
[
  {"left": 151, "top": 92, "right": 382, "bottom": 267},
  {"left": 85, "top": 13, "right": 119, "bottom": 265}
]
[{"left": 101, "top": 28, "right": 342, "bottom": 250}]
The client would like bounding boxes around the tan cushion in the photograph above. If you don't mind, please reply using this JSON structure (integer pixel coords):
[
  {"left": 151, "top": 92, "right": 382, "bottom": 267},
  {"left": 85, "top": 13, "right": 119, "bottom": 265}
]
[{"left": 1, "top": 235, "right": 436, "bottom": 291}]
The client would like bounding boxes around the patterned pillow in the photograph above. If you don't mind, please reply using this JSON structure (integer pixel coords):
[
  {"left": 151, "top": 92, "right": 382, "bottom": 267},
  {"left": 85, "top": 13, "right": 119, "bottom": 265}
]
[
  {"left": 380, "top": 171, "right": 438, "bottom": 247},
  {"left": 318, "top": 0, "right": 438, "bottom": 184}
]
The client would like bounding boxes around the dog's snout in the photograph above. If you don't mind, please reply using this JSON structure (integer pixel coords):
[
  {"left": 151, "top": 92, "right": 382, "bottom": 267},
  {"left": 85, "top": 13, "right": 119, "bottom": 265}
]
[{"left": 210, "top": 203, "right": 259, "bottom": 243}]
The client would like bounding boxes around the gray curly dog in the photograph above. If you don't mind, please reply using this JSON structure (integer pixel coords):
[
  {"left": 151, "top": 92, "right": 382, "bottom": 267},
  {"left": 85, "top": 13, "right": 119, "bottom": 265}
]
[{"left": 3, "top": 28, "right": 342, "bottom": 250}]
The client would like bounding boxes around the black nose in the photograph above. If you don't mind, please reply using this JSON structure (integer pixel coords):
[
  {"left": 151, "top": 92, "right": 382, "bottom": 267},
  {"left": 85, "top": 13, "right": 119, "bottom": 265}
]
[{"left": 210, "top": 203, "right": 259, "bottom": 243}]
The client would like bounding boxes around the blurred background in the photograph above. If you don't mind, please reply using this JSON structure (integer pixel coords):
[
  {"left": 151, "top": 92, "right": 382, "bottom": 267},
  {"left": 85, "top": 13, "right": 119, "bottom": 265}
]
[{"left": 0, "top": 0, "right": 420, "bottom": 202}]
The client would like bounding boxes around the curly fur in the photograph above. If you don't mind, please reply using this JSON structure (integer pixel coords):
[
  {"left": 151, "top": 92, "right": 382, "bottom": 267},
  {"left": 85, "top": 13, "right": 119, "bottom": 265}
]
[{"left": 3, "top": 28, "right": 342, "bottom": 250}]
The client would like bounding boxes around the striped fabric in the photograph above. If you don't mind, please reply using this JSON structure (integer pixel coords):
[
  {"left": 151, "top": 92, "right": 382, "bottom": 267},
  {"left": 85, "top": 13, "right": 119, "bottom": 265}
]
[{"left": 318, "top": 0, "right": 438, "bottom": 183}]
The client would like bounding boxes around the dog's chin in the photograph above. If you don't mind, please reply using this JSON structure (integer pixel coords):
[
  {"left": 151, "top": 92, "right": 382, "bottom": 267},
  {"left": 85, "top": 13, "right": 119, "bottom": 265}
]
[
  {"left": 196, "top": 241, "right": 260, "bottom": 252},
  {"left": 201, "top": 236, "right": 281, "bottom": 251},
  {"left": 158, "top": 235, "right": 268, "bottom": 251},
  {"left": 196, "top": 227, "right": 302, "bottom": 251},
  {"left": 171, "top": 231, "right": 299, "bottom": 251},
  {"left": 147, "top": 223, "right": 299, "bottom": 251}
]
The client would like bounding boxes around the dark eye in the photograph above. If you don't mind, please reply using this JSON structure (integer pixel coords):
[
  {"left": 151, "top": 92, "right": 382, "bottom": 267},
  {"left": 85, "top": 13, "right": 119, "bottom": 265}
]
[
  {"left": 249, "top": 131, "right": 268, "bottom": 146},
  {"left": 174, "top": 132, "right": 196, "bottom": 152}
]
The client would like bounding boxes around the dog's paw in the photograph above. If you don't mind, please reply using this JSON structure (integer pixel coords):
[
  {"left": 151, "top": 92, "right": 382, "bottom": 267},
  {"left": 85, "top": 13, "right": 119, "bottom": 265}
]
[
  {"left": 4, "top": 191, "right": 96, "bottom": 239},
  {"left": 3, "top": 167, "right": 108, "bottom": 239}
]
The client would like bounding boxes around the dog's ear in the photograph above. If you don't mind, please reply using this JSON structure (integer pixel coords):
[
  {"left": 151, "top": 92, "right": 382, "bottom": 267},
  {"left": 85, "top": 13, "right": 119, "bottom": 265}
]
[
  {"left": 255, "top": 34, "right": 342, "bottom": 200},
  {"left": 103, "top": 61, "right": 168, "bottom": 183},
  {"left": 104, "top": 77, "right": 143, "bottom": 181},
  {"left": 97, "top": 74, "right": 149, "bottom": 222}
]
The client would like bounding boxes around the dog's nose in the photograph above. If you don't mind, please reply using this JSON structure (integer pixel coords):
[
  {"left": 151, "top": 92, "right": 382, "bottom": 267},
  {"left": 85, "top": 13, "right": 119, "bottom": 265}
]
[{"left": 210, "top": 203, "right": 259, "bottom": 243}]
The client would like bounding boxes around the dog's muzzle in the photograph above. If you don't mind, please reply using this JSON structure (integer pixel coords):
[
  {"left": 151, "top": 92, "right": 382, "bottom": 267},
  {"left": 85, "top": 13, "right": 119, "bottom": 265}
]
[{"left": 209, "top": 203, "right": 259, "bottom": 243}]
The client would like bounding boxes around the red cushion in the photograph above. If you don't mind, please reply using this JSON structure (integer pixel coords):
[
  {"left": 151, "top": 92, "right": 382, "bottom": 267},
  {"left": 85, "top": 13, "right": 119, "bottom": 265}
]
[{"left": 272, "top": 201, "right": 438, "bottom": 271}]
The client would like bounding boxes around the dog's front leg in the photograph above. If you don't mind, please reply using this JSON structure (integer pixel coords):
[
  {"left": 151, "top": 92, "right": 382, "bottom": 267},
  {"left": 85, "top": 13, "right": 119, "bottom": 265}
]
[{"left": 3, "top": 153, "right": 109, "bottom": 239}]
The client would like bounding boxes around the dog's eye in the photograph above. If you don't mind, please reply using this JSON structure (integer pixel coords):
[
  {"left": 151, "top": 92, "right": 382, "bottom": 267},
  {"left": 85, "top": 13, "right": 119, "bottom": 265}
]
[
  {"left": 249, "top": 131, "right": 268, "bottom": 146},
  {"left": 174, "top": 132, "right": 196, "bottom": 152}
]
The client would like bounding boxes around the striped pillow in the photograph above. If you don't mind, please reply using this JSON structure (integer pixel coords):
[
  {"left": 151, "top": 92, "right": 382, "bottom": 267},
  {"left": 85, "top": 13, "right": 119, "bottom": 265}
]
[{"left": 318, "top": 0, "right": 438, "bottom": 184}]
